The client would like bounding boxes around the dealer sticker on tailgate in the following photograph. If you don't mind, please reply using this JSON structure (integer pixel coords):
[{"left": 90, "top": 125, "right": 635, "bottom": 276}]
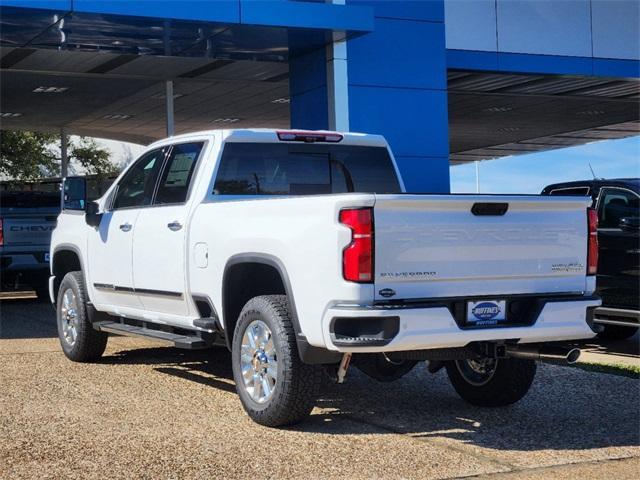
[{"left": 466, "top": 300, "right": 506, "bottom": 327}]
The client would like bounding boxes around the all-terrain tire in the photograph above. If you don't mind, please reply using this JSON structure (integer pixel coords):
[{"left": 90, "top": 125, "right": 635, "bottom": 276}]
[
  {"left": 56, "top": 271, "right": 108, "bottom": 362},
  {"left": 446, "top": 357, "right": 537, "bottom": 407},
  {"left": 232, "top": 295, "right": 323, "bottom": 427},
  {"left": 598, "top": 324, "right": 638, "bottom": 341}
]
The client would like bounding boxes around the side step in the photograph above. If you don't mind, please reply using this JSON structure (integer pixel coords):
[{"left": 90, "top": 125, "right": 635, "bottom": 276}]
[
  {"left": 94, "top": 321, "right": 208, "bottom": 349},
  {"left": 193, "top": 317, "right": 222, "bottom": 332}
]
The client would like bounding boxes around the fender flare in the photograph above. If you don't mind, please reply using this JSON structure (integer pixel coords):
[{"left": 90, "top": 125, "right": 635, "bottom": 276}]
[
  {"left": 222, "top": 253, "right": 301, "bottom": 341},
  {"left": 51, "top": 244, "right": 89, "bottom": 299},
  {"left": 222, "top": 253, "right": 341, "bottom": 365}
]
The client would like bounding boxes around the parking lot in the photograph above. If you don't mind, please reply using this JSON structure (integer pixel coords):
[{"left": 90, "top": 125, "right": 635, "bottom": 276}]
[{"left": 1, "top": 297, "right": 639, "bottom": 480}]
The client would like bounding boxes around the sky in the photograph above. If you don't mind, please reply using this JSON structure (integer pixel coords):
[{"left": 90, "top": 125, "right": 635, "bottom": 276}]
[
  {"left": 95, "top": 138, "right": 146, "bottom": 169},
  {"left": 96, "top": 135, "right": 639, "bottom": 194},
  {"left": 450, "top": 136, "right": 640, "bottom": 194}
]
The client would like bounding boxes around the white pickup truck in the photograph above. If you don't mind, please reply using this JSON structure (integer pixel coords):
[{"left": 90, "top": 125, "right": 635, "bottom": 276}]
[{"left": 51, "top": 129, "right": 601, "bottom": 427}]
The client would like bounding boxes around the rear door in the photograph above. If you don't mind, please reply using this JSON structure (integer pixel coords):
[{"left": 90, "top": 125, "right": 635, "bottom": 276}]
[
  {"left": 132, "top": 141, "right": 205, "bottom": 317},
  {"left": 373, "top": 195, "right": 592, "bottom": 301}
]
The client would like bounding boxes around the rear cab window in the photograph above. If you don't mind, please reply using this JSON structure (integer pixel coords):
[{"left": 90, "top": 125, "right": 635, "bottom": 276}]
[
  {"left": 0, "top": 192, "right": 60, "bottom": 209},
  {"left": 0, "top": 191, "right": 61, "bottom": 215},
  {"left": 213, "top": 143, "right": 401, "bottom": 195},
  {"left": 548, "top": 187, "right": 590, "bottom": 196}
]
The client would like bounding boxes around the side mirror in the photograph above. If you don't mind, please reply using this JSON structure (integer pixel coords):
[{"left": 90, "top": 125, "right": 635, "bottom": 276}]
[
  {"left": 61, "top": 177, "right": 102, "bottom": 227},
  {"left": 619, "top": 217, "right": 640, "bottom": 232},
  {"left": 85, "top": 201, "right": 103, "bottom": 228},
  {"left": 62, "top": 176, "right": 86, "bottom": 211}
]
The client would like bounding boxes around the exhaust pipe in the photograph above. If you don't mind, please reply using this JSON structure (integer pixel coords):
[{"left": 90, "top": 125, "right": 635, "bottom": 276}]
[{"left": 505, "top": 345, "right": 581, "bottom": 364}]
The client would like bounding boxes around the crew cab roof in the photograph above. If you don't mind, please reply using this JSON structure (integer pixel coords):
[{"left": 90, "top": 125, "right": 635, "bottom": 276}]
[
  {"left": 542, "top": 178, "right": 640, "bottom": 194},
  {"left": 147, "top": 129, "right": 389, "bottom": 149}
]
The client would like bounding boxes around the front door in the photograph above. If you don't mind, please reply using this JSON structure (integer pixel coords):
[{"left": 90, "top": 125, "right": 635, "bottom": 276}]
[
  {"left": 132, "top": 141, "right": 205, "bottom": 318},
  {"left": 88, "top": 147, "right": 167, "bottom": 310}
]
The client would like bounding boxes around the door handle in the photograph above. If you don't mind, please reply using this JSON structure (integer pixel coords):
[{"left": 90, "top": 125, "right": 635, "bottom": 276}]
[
  {"left": 119, "top": 222, "right": 132, "bottom": 232},
  {"left": 167, "top": 221, "right": 183, "bottom": 231}
]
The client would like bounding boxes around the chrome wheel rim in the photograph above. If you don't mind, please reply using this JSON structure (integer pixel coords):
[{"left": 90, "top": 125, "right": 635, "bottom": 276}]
[
  {"left": 240, "top": 320, "right": 278, "bottom": 404},
  {"left": 455, "top": 358, "right": 497, "bottom": 386},
  {"left": 60, "top": 288, "right": 79, "bottom": 346}
]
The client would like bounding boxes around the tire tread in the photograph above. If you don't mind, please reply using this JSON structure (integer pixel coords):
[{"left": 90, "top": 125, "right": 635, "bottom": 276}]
[
  {"left": 233, "top": 295, "right": 323, "bottom": 427},
  {"left": 57, "top": 271, "right": 108, "bottom": 362},
  {"left": 446, "top": 358, "right": 536, "bottom": 407}
]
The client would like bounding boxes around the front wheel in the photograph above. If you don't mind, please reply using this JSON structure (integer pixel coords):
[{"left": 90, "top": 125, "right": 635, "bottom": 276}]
[
  {"left": 445, "top": 357, "right": 536, "bottom": 407},
  {"left": 231, "top": 295, "right": 323, "bottom": 427},
  {"left": 56, "top": 271, "right": 108, "bottom": 362}
]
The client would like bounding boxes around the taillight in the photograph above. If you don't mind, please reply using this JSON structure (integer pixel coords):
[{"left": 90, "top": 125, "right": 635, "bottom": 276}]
[
  {"left": 587, "top": 208, "right": 599, "bottom": 275},
  {"left": 339, "top": 208, "right": 373, "bottom": 283},
  {"left": 0, "top": 217, "right": 3, "bottom": 246}
]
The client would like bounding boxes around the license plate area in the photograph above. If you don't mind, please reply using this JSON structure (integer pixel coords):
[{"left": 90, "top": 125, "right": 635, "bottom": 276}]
[{"left": 466, "top": 300, "right": 507, "bottom": 328}]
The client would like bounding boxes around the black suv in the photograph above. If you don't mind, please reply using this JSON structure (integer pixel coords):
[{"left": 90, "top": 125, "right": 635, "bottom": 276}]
[{"left": 542, "top": 178, "right": 639, "bottom": 340}]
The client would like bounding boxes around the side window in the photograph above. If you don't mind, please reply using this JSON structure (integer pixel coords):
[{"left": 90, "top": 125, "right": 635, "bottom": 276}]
[
  {"left": 155, "top": 142, "right": 204, "bottom": 205},
  {"left": 598, "top": 189, "right": 640, "bottom": 228},
  {"left": 112, "top": 148, "right": 166, "bottom": 210}
]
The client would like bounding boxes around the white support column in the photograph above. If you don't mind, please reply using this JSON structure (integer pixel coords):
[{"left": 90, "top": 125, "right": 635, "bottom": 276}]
[
  {"left": 60, "top": 127, "right": 68, "bottom": 178},
  {"left": 165, "top": 80, "right": 175, "bottom": 137},
  {"left": 163, "top": 19, "right": 175, "bottom": 138},
  {"left": 326, "top": 0, "right": 349, "bottom": 132}
]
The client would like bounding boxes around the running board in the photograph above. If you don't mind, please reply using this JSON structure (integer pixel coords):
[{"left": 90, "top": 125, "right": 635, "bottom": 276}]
[{"left": 94, "top": 321, "right": 208, "bottom": 349}]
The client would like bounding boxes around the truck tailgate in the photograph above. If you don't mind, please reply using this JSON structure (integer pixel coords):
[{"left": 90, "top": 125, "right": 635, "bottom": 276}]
[
  {"left": 2, "top": 212, "right": 58, "bottom": 247},
  {"left": 373, "top": 195, "right": 591, "bottom": 301}
]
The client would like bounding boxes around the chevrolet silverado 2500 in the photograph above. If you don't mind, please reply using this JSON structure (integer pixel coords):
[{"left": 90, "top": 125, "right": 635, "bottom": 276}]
[{"left": 51, "top": 129, "right": 601, "bottom": 427}]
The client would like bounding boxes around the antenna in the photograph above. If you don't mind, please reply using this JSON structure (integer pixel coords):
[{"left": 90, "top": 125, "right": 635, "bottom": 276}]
[{"left": 588, "top": 162, "right": 599, "bottom": 180}]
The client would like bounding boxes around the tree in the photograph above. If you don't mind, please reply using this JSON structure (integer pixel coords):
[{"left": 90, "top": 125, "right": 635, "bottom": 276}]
[
  {"left": 0, "top": 131, "right": 58, "bottom": 180},
  {"left": 0, "top": 130, "right": 120, "bottom": 181},
  {"left": 68, "top": 137, "right": 120, "bottom": 177}
]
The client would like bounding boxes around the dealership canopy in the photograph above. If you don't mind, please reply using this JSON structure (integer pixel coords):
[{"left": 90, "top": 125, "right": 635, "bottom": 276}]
[{"left": 1, "top": 1, "right": 638, "bottom": 191}]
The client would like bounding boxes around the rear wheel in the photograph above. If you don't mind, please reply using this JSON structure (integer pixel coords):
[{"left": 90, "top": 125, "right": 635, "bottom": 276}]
[
  {"left": 446, "top": 357, "right": 536, "bottom": 407},
  {"left": 598, "top": 324, "right": 638, "bottom": 341},
  {"left": 231, "top": 295, "right": 323, "bottom": 427},
  {"left": 56, "top": 271, "right": 108, "bottom": 362}
]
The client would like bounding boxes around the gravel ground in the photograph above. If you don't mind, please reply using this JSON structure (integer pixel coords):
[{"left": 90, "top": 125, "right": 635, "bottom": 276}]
[{"left": 1, "top": 298, "right": 639, "bottom": 479}]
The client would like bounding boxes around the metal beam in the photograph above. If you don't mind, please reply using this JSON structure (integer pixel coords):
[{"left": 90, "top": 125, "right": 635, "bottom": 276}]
[
  {"left": 60, "top": 128, "right": 68, "bottom": 178},
  {"left": 165, "top": 80, "right": 174, "bottom": 137},
  {"left": 326, "top": 0, "right": 349, "bottom": 132}
]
